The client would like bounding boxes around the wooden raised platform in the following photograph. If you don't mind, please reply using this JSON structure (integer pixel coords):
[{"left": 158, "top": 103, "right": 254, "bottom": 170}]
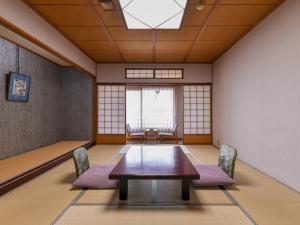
[{"left": 0, "top": 141, "right": 95, "bottom": 195}]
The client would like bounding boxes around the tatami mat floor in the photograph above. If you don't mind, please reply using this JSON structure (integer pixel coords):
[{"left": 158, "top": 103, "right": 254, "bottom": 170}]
[{"left": 1, "top": 145, "right": 300, "bottom": 225}]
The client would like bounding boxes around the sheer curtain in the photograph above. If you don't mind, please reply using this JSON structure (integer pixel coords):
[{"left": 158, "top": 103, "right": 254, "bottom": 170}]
[
  {"left": 126, "top": 89, "right": 141, "bottom": 130},
  {"left": 126, "top": 87, "right": 175, "bottom": 130}
]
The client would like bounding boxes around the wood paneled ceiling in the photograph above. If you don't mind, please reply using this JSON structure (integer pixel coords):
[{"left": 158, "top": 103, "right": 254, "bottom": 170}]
[{"left": 23, "top": 0, "right": 285, "bottom": 63}]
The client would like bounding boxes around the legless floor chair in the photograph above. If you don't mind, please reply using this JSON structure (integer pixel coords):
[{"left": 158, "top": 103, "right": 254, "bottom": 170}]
[
  {"left": 192, "top": 145, "right": 237, "bottom": 187},
  {"left": 72, "top": 147, "right": 117, "bottom": 189}
]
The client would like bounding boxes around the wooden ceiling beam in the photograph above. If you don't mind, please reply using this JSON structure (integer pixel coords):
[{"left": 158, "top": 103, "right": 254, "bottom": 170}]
[
  {"left": 183, "top": 0, "right": 220, "bottom": 62},
  {"left": 152, "top": 30, "right": 156, "bottom": 62},
  {"left": 86, "top": 0, "right": 124, "bottom": 62}
]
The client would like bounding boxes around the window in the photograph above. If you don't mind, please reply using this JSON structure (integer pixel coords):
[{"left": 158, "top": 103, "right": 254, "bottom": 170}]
[
  {"left": 155, "top": 69, "right": 183, "bottom": 79},
  {"left": 183, "top": 85, "right": 211, "bottom": 135},
  {"left": 98, "top": 85, "right": 126, "bottom": 134},
  {"left": 119, "top": 0, "right": 187, "bottom": 29},
  {"left": 126, "top": 87, "right": 175, "bottom": 130},
  {"left": 126, "top": 89, "right": 141, "bottom": 129},
  {"left": 126, "top": 69, "right": 154, "bottom": 79},
  {"left": 125, "top": 68, "right": 183, "bottom": 79}
]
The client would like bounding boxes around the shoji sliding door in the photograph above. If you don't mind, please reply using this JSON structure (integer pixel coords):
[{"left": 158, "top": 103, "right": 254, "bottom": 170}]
[
  {"left": 97, "top": 85, "right": 126, "bottom": 144},
  {"left": 183, "top": 85, "right": 212, "bottom": 144}
]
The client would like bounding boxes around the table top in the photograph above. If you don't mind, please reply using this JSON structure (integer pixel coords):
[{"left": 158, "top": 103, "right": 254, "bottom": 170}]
[
  {"left": 144, "top": 128, "right": 158, "bottom": 131},
  {"left": 109, "top": 146, "right": 200, "bottom": 180}
]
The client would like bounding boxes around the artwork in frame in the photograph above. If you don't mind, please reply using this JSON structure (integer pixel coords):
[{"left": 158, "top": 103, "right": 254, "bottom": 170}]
[{"left": 7, "top": 72, "right": 31, "bottom": 102}]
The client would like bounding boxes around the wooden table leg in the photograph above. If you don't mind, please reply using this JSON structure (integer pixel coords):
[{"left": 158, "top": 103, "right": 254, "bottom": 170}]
[
  {"left": 182, "top": 179, "right": 190, "bottom": 200},
  {"left": 119, "top": 179, "right": 128, "bottom": 200}
]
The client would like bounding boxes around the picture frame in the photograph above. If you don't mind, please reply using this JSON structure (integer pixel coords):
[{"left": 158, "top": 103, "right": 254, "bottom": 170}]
[{"left": 7, "top": 72, "right": 31, "bottom": 102}]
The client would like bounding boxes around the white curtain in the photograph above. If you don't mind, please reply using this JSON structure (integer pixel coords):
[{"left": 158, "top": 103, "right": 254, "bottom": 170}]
[
  {"left": 126, "top": 87, "right": 175, "bottom": 130},
  {"left": 126, "top": 89, "right": 141, "bottom": 130}
]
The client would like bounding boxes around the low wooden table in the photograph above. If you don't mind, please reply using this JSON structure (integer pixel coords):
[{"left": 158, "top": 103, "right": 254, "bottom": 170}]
[
  {"left": 109, "top": 146, "right": 200, "bottom": 201},
  {"left": 143, "top": 128, "right": 159, "bottom": 144}
]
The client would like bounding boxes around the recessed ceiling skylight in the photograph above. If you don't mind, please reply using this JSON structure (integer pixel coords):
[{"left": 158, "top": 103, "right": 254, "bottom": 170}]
[{"left": 119, "top": 0, "right": 187, "bottom": 29}]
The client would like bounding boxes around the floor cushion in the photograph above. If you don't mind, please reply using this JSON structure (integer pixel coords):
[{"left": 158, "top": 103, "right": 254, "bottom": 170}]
[
  {"left": 159, "top": 132, "right": 173, "bottom": 136},
  {"left": 130, "top": 133, "right": 144, "bottom": 136},
  {"left": 192, "top": 164, "right": 235, "bottom": 187},
  {"left": 73, "top": 165, "right": 118, "bottom": 189}
]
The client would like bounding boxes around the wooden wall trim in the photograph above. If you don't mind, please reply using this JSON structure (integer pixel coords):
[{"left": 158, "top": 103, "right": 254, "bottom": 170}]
[
  {"left": 96, "top": 134, "right": 126, "bottom": 144},
  {"left": 93, "top": 77, "right": 97, "bottom": 141},
  {"left": 183, "top": 134, "right": 212, "bottom": 145},
  {"left": 0, "top": 141, "right": 95, "bottom": 196}
]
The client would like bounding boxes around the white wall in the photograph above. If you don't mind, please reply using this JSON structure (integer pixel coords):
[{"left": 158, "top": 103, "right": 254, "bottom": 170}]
[
  {"left": 213, "top": 0, "right": 300, "bottom": 192},
  {"left": 97, "top": 63, "right": 212, "bottom": 83}
]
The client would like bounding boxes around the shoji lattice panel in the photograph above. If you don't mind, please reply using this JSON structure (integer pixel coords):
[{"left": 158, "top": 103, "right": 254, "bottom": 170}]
[
  {"left": 98, "top": 85, "right": 126, "bottom": 134},
  {"left": 183, "top": 85, "right": 211, "bottom": 135},
  {"left": 125, "top": 68, "right": 183, "bottom": 79},
  {"left": 126, "top": 69, "right": 154, "bottom": 78},
  {"left": 155, "top": 69, "right": 183, "bottom": 79}
]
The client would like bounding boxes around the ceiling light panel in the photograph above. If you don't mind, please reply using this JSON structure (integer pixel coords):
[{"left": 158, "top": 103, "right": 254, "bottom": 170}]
[{"left": 119, "top": 0, "right": 187, "bottom": 29}]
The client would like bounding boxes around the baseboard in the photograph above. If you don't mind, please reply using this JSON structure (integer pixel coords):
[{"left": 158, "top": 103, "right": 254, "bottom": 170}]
[{"left": 0, "top": 141, "right": 95, "bottom": 196}]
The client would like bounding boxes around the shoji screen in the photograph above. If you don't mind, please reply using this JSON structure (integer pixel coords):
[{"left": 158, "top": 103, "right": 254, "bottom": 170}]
[
  {"left": 183, "top": 85, "right": 212, "bottom": 144},
  {"left": 97, "top": 85, "right": 126, "bottom": 144}
]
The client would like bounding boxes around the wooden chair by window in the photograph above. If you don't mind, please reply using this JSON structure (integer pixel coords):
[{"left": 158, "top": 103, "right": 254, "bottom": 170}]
[
  {"left": 126, "top": 124, "right": 144, "bottom": 142},
  {"left": 159, "top": 124, "right": 178, "bottom": 144}
]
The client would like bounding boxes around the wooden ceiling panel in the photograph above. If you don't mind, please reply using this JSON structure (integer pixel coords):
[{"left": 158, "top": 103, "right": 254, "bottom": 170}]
[
  {"left": 188, "top": 0, "right": 216, "bottom": 4},
  {"left": 155, "top": 53, "right": 187, "bottom": 62},
  {"left": 24, "top": 0, "right": 284, "bottom": 63},
  {"left": 92, "top": 0, "right": 122, "bottom": 9},
  {"left": 218, "top": 0, "right": 284, "bottom": 4},
  {"left": 57, "top": 26, "right": 109, "bottom": 41},
  {"left": 26, "top": 0, "right": 88, "bottom": 4},
  {"left": 27, "top": 0, "right": 123, "bottom": 6},
  {"left": 182, "top": 5, "right": 212, "bottom": 26},
  {"left": 32, "top": 5, "right": 100, "bottom": 26},
  {"left": 199, "top": 26, "right": 251, "bottom": 41},
  {"left": 116, "top": 41, "right": 152, "bottom": 52},
  {"left": 123, "top": 51, "right": 153, "bottom": 62},
  {"left": 84, "top": 49, "right": 122, "bottom": 62},
  {"left": 74, "top": 41, "right": 115, "bottom": 51},
  {"left": 188, "top": 0, "right": 283, "bottom": 4},
  {"left": 156, "top": 41, "right": 193, "bottom": 52},
  {"left": 28, "top": 0, "right": 284, "bottom": 5},
  {"left": 193, "top": 40, "right": 235, "bottom": 51},
  {"left": 186, "top": 49, "right": 225, "bottom": 62},
  {"left": 95, "top": 6, "right": 125, "bottom": 26},
  {"left": 156, "top": 27, "right": 200, "bottom": 41},
  {"left": 209, "top": 4, "right": 277, "bottom": 26},
  {"left": 108, "top": 27, "right": 152, "bottom": 41}
]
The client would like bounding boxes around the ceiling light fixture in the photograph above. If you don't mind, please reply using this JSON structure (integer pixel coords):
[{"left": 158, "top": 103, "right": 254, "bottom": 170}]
[
  {"left": 119, "top": 0, "right": 187, "bottom": 29},
  {"left": 195, "top": 0, "right": 205, "bottom": 11},
  {"left": 99, "top": 0, "right": 115, "bottom": 11}
]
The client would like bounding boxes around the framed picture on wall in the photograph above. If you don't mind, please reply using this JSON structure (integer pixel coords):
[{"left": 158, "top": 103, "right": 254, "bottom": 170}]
[{"left": 7, "top": 72, "right": 31, "bottom": 102}]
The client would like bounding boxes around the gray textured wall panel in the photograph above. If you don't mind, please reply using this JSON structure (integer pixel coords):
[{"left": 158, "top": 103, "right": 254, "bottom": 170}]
[
  {"left": 0, "top": 38, "right": 63, "bottom": 159},
  {"left": 61, "top": 67, "right": 93, "bottom": 141},
  {"left": 0, "top": 38, "right": 93, "bottom": 159}
]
